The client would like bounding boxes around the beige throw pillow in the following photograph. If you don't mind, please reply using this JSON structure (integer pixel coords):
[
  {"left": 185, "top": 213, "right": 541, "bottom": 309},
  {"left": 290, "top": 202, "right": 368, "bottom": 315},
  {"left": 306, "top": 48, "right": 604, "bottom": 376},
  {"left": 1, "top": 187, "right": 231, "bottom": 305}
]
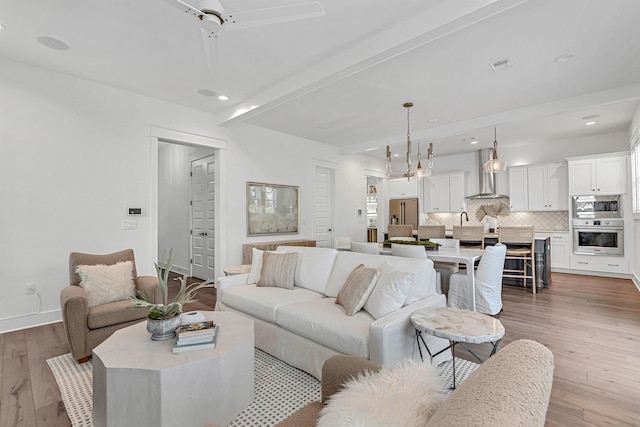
[
  {"left": 76, "top": 261, "right": 135, "bottom": 307},
  {"left": 335, "top": 264, "right": 380, "bottom": 316},
  {"left": 256, "top": 252, "right": 298, "bottom": 289}
]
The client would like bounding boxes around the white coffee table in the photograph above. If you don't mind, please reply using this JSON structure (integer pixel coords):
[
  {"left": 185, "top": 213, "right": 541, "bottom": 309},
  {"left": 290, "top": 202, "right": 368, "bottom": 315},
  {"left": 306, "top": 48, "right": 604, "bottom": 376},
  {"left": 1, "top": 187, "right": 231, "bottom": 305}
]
[
  {"left": 411, "top": 307, "right": 505, "bottom": 389},
  {"left": 93, "top": 311, "right": 254, "bottom": 427}
]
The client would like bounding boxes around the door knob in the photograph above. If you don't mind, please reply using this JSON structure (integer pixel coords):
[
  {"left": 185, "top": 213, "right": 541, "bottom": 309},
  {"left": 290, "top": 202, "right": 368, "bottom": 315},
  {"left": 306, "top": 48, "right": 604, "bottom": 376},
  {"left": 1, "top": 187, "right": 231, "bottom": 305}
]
[{"left": 200, "top": 232, "right": 207, "bottom": 236}]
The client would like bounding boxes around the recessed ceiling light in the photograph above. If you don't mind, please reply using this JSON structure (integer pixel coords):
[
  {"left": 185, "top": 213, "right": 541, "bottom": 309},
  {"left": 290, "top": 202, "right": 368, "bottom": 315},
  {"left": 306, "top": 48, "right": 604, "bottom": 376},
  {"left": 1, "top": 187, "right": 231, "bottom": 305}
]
[
  {"left": 470, "top": 138, "right": 478, "bottom": 144},
  {"left": 585, "top": 121, "right": 596, "bottom": 126},
  {"left": 217, "top": 94, "right": 229, "bottom": 101},
  {"left": 581, "top": 114, "right": 600, "bottom": 120},
  {"left": 427, "top": 118, "right": 439, "bottom": 123},
  {"left": 37, "top": 36, "right": 69, "bottom": 51},
  {"left": 198, "top": 89, "right": 216, "bottom": 97},
  {"left": 555, "top": 53, "right": 574, "bottom": 63},
  {"left": 393, "top": 153, "right": 400, "bottom": 157},
  {"left": 365, "top": 147, "right": 377, "bottom": 152}
]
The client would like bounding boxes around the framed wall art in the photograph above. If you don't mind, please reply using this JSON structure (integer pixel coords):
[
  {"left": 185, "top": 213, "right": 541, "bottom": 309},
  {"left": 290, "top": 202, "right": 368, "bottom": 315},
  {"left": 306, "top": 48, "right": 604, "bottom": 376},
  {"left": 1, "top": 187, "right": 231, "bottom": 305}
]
[{"left": 246, "top": 182, "right": 300, "bottom": 236}]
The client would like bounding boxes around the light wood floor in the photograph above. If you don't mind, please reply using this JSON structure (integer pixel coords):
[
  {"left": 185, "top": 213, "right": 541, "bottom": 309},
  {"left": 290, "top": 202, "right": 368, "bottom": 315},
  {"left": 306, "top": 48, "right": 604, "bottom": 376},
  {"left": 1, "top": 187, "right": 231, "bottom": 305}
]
[{"left": 1, "top": 273, "right": 639, "bottom": 426}]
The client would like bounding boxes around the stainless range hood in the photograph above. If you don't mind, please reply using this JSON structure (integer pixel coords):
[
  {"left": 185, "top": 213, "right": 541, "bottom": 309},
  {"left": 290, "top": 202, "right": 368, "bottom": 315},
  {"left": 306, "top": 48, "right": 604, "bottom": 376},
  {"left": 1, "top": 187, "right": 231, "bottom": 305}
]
[{"left": 466, "top": 148, "right": 510, "bottom": 200}]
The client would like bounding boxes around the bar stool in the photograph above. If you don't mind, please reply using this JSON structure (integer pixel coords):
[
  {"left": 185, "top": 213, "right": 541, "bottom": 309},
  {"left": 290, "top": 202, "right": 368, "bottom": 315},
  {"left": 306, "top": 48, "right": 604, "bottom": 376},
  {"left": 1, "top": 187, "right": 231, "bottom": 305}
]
[
  {"left": 388, "top": 225, "right": 415, "bottom": 241},
  {"left": 499, "top": 226, "right": 536, "bottom": 294},
  {"left": 417, "top": 225, "right": 445, "bottom": 241},
  {"left": 452, "top": 226, "right": 484, "bottom": 249}
]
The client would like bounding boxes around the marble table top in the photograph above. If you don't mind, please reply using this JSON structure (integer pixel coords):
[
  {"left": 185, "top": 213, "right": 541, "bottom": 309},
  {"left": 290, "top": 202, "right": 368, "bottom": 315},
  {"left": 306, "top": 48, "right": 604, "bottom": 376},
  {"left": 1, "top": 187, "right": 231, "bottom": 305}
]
[{"left": 411, "top": 307, "right": 505, "bottom": 344}]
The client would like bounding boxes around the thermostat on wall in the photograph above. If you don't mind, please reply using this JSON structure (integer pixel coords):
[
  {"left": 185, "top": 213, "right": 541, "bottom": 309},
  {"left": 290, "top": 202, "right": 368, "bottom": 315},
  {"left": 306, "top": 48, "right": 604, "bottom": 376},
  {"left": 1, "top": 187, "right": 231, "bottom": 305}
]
[{"left": 128, "top": 208, "right": 142, "bottom": 216}]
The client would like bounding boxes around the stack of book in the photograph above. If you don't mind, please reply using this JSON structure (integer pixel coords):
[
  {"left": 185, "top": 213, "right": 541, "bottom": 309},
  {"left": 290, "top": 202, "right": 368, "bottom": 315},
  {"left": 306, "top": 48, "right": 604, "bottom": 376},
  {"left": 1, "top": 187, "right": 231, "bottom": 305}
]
[{"left": 172, "top": 320, "right": 219, "bottom": 353}]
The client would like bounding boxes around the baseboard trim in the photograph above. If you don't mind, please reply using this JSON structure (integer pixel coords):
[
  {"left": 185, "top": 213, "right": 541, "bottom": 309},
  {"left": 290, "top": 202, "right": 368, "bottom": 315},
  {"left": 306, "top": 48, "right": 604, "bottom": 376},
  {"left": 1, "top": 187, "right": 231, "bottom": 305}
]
[
  {"left": 0, "top": 309, "right": 62, "bottom": 334},
  {"left": 551, "top": 268, "right": 632, "bottom": 280},
  {"left": 632, "top": 274, "right": 640, "bottom": 292}
]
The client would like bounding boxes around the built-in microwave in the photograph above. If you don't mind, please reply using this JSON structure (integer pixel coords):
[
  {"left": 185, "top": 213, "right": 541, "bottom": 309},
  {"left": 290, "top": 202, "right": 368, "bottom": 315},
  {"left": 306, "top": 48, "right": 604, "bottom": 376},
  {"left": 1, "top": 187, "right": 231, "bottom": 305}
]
[{"left": 572, "top": 195, "right": 621, "bottom": 219}]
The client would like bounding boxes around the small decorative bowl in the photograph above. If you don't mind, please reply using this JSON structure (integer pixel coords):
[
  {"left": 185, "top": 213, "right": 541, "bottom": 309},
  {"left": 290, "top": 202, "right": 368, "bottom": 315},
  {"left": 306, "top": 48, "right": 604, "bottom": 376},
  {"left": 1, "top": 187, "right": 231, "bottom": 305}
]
[{"left": 181, "top": 311, "right": 206, "bottom": 324}]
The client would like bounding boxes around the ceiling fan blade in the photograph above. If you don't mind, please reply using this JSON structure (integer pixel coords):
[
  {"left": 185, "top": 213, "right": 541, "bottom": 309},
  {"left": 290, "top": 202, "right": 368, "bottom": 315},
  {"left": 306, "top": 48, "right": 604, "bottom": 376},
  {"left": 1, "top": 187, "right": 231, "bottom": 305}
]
[
  {"left": 200, "top": 28, "right": 218, "bottom": 78},
  {"left": 164, "top": 0, "right": 208, "bottom": 18},
  {"left": 221, "top": 1, "right": 325, "bottom": 31}
]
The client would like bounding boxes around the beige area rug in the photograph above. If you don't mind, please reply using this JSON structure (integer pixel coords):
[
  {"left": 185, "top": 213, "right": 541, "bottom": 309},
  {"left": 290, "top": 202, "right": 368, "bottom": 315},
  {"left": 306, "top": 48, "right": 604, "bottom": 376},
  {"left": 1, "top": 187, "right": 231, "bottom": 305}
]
[{"left": 47, "top": 349, "right": 478, "bottom": 427}]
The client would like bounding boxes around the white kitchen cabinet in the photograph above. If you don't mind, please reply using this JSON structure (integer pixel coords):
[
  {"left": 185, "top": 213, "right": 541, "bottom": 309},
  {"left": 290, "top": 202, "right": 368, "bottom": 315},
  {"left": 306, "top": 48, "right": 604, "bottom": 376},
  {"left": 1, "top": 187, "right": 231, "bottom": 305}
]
[
  {"left": 550, "top": 233, "right": 570, "bottom": 269},
  {"left": 570, "top": 254, "right": 628, "bottom": 274},
  {"left": 508, "top": 166, "right": 528, "bottom": 211},
  {"left": 388, "top": 178, "right": 419, "bottom": 199},
  {"left": 527, "top": 162, "right": 568, "bottom": 211},
  {"left": 448, "top": 173, "right": 466, "bottom": 212},
  {"left": 568, "top": 156, "right": 627, "bottom": 195},
  {"left": 424, "top": 173, "right": 465, "bottom": 212}
]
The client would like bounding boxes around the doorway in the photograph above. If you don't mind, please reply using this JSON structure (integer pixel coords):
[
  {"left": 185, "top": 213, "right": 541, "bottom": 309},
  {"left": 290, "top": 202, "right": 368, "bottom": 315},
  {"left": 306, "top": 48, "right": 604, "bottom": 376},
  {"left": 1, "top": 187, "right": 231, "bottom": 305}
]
[{"left": 157, "top": 141, "right": 216, "bottom": 279}]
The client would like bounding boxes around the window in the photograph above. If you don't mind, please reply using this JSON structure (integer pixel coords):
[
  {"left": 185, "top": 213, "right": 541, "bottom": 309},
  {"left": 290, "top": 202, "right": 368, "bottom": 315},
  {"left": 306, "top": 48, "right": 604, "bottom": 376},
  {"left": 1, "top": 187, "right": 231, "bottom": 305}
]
[{"left": 632, "top": 135, "right": 640, "bottom": 216}]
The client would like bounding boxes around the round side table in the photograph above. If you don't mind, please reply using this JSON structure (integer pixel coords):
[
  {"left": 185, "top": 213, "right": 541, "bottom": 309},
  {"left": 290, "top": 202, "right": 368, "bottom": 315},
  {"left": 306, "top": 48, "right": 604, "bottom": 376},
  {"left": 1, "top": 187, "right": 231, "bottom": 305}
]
[{"left": 410, "top": 306, "right": 505, "bottom": 389}]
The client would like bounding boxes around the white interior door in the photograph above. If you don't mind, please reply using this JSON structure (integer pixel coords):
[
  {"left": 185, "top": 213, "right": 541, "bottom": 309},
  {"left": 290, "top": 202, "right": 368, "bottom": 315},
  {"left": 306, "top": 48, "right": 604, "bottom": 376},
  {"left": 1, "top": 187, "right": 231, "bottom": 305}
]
[
  {"left": 191, "top": 154, "right": 216, "bottom": 280},
  {"left": 314, "top": 166, "right": 334, "bottom": 247}
]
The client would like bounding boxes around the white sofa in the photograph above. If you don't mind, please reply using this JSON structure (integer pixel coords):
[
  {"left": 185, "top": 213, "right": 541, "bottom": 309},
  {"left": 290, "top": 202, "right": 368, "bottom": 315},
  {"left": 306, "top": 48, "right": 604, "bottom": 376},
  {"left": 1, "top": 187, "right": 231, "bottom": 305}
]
[{"left": 216, "top": 246, "right": 450, "bottom": 379}]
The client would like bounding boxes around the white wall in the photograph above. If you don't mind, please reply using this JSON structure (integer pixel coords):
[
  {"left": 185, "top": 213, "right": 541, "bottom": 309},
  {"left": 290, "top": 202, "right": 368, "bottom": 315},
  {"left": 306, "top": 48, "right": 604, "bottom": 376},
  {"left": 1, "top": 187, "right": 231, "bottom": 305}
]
[
  {"left": 0, "top": 58, "right": 340, "bottom": 332},
  {"left": 333, "top": 154, "right": 387, "bottom": 242},
  {"left": 630, "top": 107, "right": 640, "bottom": 287}
]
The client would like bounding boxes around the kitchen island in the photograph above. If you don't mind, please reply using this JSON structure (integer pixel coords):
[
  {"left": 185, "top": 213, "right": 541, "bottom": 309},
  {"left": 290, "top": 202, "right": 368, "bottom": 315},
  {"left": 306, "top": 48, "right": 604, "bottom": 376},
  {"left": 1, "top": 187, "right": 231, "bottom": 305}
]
[{"left": 442, "top": 229, "right": 554, "bottom": 291}]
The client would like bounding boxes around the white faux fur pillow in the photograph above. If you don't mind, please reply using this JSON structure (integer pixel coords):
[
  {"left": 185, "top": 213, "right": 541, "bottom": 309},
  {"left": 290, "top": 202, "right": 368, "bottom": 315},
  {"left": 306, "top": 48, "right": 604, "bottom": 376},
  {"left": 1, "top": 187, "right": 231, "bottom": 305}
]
[
  {"left": 76, "top": 261, "right": 135, "bottom": 307},
  {"left": 317, "top": 359, "right": 447, "bottom": 427}
]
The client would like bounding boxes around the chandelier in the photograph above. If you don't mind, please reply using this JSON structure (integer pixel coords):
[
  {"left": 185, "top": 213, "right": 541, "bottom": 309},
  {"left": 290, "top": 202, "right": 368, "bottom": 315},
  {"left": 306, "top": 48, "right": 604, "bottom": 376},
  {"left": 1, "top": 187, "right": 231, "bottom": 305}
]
[
  {"left": 483, "top": 127, "right": 507, "bottom": 172},
  {"left": 386, "top": 102, "right": 434, "bottom": 180}
]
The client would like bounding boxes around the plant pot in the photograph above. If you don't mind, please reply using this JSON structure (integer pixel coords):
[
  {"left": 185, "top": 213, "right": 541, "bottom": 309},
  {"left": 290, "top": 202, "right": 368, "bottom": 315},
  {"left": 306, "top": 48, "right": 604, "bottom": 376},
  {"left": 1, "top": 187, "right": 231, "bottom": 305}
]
[{"left": 146, "top": 315, "right": 182, "bottom": 341}]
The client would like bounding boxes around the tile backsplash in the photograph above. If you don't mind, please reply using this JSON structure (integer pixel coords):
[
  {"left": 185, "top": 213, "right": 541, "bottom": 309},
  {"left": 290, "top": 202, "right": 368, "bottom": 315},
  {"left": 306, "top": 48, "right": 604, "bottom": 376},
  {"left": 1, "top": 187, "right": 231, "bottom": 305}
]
[{"left": 427, "top": 199, "right": 569, "bottom": 232}]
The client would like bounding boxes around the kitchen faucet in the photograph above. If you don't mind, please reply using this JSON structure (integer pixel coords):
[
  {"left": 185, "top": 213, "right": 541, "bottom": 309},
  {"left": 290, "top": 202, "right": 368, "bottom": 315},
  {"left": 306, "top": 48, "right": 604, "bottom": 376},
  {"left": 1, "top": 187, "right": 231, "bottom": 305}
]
[{"left": 460, "top": 211, "right": 469, "bottom": 226}]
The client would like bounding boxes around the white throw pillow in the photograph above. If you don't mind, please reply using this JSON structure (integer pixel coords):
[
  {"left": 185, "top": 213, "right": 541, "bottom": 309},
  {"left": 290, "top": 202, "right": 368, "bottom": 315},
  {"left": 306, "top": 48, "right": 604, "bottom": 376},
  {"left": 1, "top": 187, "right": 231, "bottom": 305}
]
[
  {"left": 364, "top": 262, "right": 414, "bottom": 319},
  {"left": 76, "top": 261, "right": 135, "bottom": 307},
  {"left": 317, "top": 358, "right": 447, "bottom": 427},
  {"left": 247, "top": 247, "right": 286, "bottom": 284}
]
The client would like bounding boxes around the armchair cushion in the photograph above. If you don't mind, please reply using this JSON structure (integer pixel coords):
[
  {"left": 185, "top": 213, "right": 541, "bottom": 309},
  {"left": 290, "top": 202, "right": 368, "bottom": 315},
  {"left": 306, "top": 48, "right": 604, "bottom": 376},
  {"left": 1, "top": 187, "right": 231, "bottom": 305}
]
[
  {"left": 317, "top": 358, "right": 446, "bottom": 427},
  {"left": 76, "top": 261, "right": 135, "bottom": 307}
]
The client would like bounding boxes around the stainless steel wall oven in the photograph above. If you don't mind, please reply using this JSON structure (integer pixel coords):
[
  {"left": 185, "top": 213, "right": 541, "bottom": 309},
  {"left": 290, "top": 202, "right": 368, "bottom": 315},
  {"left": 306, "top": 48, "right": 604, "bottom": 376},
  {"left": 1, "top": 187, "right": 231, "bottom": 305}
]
[{"left": 573, "top": 218, "right": 624, "bottom": 255}]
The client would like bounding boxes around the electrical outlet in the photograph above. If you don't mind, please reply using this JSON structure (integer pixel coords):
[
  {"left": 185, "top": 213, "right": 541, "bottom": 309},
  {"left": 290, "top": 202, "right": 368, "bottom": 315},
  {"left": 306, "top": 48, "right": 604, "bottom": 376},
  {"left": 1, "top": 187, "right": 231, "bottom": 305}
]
[
  {"left": 25, "top": 282, "right": 36, "bottom": 295},
  {"left": 122, "top": 220, "right": 137, "bottom": 230}
]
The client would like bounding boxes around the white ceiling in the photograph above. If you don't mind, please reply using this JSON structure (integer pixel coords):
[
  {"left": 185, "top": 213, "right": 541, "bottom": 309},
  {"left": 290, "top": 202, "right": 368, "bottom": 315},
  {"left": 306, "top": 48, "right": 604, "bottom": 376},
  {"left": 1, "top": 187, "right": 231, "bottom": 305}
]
[{"left": 1, "top": 0, "right": 639, "bottom": 159}]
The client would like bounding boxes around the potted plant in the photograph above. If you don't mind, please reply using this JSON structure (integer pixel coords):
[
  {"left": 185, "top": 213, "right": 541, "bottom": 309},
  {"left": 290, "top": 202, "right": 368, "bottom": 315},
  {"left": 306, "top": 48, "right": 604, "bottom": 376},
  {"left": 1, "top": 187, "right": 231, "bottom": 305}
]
[{"left": 130, "top": 250, "right": 212, "bottom": 341}]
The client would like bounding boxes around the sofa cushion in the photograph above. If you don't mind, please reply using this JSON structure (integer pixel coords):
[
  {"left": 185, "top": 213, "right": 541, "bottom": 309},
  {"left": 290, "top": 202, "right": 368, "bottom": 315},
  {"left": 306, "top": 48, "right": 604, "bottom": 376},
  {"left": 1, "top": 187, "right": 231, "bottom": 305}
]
[
  {"left": 276, "top": 298, "right": 373, "bottom": 359},
  {"left": 317, "top": 358, "right": 446, "bottom": 427},
  {"left": 326, "top": 252, "right": 434, "bottom": 304},
  {"left": 87, "top": 298, "right": 147, "bottom": 329},
  {"left": 335, "top": 265, "right": 380, "bottom": 316},
  {"left": 257, "top": 252, "right": 298, "bottom": 289},
  {"left": 222, "top": 284, "right": 324, "bottom": 323},
  {"left": 76, "top": 261, "right": 135, "bottom": 307},
  {"left": 248, "top": 247, "right": 288, "bottom": 284},
  {"left": 279, "top": 246, "right": 338, "bottom": 294},
  {"left": 364, "top": 262, "right": 414, "bottom": 319}
]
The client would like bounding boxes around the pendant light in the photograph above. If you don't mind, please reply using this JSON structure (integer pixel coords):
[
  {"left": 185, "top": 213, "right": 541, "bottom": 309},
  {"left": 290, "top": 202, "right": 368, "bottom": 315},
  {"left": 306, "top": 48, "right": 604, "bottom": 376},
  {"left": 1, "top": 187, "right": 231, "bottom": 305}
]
[
  {"left": 483, "top": 127, "right": 507, "bottom": 172},
  {"left": 386, "top": 102, "right": 433, "bottom": 180}
]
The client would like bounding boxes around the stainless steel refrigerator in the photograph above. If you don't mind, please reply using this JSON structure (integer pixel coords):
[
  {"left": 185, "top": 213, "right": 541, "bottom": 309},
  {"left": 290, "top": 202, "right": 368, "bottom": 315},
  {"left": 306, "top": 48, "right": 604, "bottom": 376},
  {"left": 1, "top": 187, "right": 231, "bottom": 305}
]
[{"left": 389, "top": 198, "right": 419, "bottom": 229}]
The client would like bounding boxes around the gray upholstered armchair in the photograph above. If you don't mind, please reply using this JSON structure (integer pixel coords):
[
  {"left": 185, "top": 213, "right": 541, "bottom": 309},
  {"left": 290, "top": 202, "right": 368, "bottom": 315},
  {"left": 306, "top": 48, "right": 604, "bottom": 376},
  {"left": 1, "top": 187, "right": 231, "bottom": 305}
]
[{"left": 60, "top": 249, "right": 161, "bottom": 363}]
